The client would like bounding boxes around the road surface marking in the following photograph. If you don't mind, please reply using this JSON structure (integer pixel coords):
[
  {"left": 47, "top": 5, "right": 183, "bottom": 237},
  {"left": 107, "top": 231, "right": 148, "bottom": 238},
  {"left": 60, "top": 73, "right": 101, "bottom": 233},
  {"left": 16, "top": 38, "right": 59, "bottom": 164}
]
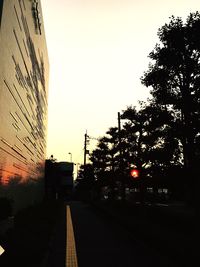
[{"left": 66, "top": 205, "right": 78, "bottom": 267}]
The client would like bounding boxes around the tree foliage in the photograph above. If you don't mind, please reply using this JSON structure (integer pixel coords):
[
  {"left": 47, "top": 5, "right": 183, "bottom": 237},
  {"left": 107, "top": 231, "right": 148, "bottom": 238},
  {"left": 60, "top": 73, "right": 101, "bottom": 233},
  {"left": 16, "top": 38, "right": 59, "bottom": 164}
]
[
  {"left": 85, "top": 12, "right": 200, "bottom": 204},
  {"left": 141, "top": 12, "right": 200, "bottom": 169}
]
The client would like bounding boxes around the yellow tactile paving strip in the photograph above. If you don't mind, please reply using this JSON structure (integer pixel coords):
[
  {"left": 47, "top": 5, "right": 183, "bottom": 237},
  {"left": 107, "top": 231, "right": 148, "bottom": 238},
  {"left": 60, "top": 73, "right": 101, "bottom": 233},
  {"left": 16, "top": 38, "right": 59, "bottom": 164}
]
[{"left": 66, "top": 205, "right": 79, "bottom": 267}]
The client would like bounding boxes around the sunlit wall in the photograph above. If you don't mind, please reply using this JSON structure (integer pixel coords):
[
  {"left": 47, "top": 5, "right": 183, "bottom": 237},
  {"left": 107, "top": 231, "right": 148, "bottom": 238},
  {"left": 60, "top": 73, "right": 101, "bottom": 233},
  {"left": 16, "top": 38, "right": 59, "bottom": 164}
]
[{"left": 0, "top": 0, "right": 49, "bottom": 212}]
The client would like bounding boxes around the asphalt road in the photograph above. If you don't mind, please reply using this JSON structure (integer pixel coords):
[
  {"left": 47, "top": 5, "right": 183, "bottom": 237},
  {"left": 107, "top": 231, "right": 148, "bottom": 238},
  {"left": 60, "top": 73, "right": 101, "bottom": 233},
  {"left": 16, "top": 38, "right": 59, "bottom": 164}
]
[
  {"left": 69, "top": 201, "right": 173, "bottom": 267},
  {"left": 1, "top": 200, "right": 195, "bottom": 267}
]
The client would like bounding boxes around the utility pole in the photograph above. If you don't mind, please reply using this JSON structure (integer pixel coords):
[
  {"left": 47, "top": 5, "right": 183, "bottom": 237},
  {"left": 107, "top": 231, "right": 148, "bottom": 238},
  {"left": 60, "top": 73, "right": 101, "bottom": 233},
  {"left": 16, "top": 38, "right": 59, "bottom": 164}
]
[
  {"left": 84, "top": 130, "right": 88, "bottom": 166},
  {"left": 118, "top": 112, "right": 125, "bottom": 202},
  {"left": 118, "top": 112, "right": 122, "bottom": 160},
  {"left": 83, "top": 131, "right": 98, "bottom": 179},
  {"left": 84, "top": 131, "right": 90, "bottom": 180}
]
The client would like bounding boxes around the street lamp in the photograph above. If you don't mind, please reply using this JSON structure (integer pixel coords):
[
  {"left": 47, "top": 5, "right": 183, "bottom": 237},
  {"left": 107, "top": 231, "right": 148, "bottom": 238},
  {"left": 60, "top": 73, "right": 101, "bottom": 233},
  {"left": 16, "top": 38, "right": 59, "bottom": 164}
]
[{"left": 68, "top": 152, "right": 72, "bottom": 162}]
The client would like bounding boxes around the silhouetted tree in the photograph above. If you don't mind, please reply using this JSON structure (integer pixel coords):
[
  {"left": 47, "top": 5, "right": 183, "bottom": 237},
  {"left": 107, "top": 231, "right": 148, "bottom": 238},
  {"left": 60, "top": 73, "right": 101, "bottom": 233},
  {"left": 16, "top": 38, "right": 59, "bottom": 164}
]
[
  {"left": 141, "top": 12, "right": 200, "bottom": 205},
  {"left": 121, "top": 102, "right": 180, "bottom": 202},
  {"left": 90, "top": 138, "right": 110, "bottom": 180},
  {"left": 121, "top": 102, "right": 180, "bottom": 173},
  {"left": 104, "top": 127, "right": 120, "bottom": 172},
  {"left": 89, "top": 129, "right": 123, "bottom": 200}
]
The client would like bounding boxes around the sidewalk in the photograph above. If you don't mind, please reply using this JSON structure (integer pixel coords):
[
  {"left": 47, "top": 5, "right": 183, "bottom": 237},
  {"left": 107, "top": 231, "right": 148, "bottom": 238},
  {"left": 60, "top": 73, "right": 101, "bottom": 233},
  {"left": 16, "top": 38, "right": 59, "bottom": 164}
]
[
  {"left": 0, "top": 199, "right": 62, "bottom": 267},
  {"left": 42, "top": 201, "right": 66, "bottom": 267}
]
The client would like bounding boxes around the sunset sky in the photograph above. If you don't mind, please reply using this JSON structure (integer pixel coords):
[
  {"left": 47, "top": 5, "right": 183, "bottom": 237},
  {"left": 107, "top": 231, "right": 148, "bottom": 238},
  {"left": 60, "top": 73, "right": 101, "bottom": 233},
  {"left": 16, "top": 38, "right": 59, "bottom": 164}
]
[{"left": 40, "top": 0, "right": 199, "bottom": 169}]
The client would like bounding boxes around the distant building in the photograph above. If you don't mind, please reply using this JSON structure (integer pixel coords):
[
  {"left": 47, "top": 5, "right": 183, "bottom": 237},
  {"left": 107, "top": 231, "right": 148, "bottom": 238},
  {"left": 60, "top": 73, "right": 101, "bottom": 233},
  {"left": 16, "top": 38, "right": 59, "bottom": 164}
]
[
  {"left": 0, "top": 0, "right": 49, "bottom": 212},
  {"left": 45, "top": 160, "right": 74, "bottom": 200}
]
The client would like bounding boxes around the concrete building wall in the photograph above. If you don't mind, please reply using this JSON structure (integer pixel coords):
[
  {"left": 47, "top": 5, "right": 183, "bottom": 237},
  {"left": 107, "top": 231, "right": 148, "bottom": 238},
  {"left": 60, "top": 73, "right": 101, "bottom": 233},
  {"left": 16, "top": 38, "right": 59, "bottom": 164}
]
[{"left": 0, "top": 0, "right": 49, "bottom": 212}]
